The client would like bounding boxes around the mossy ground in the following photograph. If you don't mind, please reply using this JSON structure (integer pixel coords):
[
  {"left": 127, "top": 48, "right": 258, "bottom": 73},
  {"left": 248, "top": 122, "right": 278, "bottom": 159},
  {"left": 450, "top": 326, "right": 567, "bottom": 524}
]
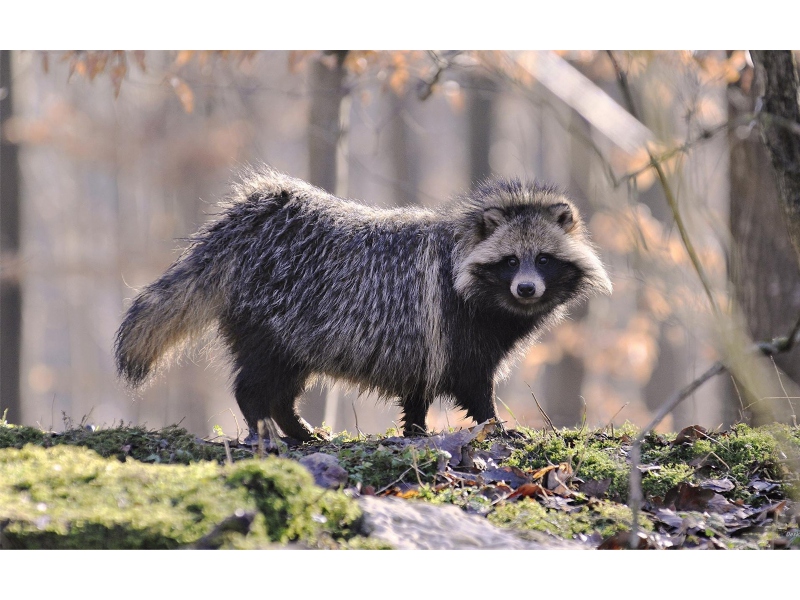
[
  {"left": 0, "top": 424, "right": 364, "bottom": 549},
  {"left": 1, "top": 416, "right": 797, "bottom": 549}
]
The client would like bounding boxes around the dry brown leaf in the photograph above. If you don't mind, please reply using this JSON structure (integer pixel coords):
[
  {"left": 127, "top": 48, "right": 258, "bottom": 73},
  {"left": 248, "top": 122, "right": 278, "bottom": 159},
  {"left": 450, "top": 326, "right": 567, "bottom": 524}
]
[
  {"left": 545, "top": 463, "right": 574, "bottom": 495},
  {"left": 673, "top": 425, "right": 708, "bottom": 445},
  {"left": 598, "top": 531, "right": 652, "bottom": 550},
  {"left": 396, "top": 487, "right": 419, "bottom": 499},
  {"left": 507, "top": 483, "right": 548, "bottom": 500},
  {"left": 663, "top": 482, "right": 716, "bottom": 511},
  {"left": 531, "top": 464, "right": 557, "bottom": 480}
]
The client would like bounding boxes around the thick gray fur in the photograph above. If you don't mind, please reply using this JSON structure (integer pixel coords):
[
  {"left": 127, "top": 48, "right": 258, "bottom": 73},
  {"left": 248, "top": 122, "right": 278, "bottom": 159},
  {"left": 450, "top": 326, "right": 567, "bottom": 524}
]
[{"left": 115, "top": 166, "right": 612, "bottom": 441}]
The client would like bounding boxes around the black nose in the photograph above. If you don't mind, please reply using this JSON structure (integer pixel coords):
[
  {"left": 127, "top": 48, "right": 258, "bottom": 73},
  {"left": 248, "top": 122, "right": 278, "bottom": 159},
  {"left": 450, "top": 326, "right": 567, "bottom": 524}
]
[{"left": 517, "top": 282, "right": 536, "bottom": 298}]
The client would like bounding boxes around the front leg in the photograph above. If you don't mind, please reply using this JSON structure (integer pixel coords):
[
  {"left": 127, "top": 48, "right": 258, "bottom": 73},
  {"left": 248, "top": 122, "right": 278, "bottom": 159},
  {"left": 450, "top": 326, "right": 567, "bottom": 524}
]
[
  {"left": 401, "top": 390, "right": 434, "bottom": 436},
  {"left": 452, "top": 379, "right": 500, "bottom": 427}
]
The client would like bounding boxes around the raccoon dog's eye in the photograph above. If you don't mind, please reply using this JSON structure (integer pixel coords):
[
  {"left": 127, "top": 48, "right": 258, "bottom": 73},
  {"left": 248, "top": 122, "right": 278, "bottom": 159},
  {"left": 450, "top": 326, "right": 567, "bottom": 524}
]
[
  {"left": 537, "top": 254, "right": 550, "bottom": 265},
  {"left": 507, "top": 256, "right": 519, "bottom": 268}
]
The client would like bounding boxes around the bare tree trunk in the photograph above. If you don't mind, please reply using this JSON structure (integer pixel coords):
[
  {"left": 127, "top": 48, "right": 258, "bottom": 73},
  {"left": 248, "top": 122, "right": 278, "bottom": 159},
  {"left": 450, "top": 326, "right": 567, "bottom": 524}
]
[
  {"left": 308, "top": 51, "right": 348, "bottom": 193},
  {"left": 388, "top": 90, "right": 419, "bottom": 206},
  {"left": 750, "top": 51, "right": 800, "bottom": 264},
  {"left": 306, "top": 51, "right": 349, "bottom": 431},
  {"left": 0, "top": 50, "right": 22, "bottom": 423},
  {"left": 466, "top": 72, "right": 495, "bottom": 183},
  {"left": 728, "top": 58, "right": 800, "bottom": 423}
]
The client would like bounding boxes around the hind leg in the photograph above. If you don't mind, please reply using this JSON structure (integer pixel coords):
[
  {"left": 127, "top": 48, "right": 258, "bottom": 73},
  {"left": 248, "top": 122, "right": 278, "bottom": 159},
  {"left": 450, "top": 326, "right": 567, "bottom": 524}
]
[
  {"left": 233, "top": 354, "right": 314, "bottom": 443},
  {"left": 401, "top": 391, "right": 434, "bottom": 436}
]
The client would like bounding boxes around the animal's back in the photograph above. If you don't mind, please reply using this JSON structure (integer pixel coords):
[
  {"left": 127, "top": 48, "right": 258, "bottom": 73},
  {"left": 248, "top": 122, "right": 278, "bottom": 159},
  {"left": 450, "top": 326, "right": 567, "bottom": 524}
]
[{"left": 207, "top": 183, "right": 449, "bottom": 395}]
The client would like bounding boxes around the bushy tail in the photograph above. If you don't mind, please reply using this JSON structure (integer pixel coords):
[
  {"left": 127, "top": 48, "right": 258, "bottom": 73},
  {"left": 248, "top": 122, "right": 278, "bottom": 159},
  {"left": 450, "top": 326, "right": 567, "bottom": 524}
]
[{"left": 115, "top": 254, "right": 222, "bottom": 388}]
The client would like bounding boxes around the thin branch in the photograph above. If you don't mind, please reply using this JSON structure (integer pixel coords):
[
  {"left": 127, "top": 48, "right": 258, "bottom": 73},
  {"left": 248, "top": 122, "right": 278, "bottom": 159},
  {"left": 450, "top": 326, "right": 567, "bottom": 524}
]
[
  {"left": 607, "top": 51, "right": 721, "bottom": 317},
  {"left": 417, "top": 51, "right": 462, "bottom": 101},
  {"left": 617, "top": 114, "right": 755, "bottom": 187}
]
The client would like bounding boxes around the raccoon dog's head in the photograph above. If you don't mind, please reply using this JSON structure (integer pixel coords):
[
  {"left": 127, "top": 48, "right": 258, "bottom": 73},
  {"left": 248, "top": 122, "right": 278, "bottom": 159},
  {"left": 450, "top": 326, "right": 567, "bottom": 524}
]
[{"left": 453, "top": 178, "right": 612, "bottom": 316}]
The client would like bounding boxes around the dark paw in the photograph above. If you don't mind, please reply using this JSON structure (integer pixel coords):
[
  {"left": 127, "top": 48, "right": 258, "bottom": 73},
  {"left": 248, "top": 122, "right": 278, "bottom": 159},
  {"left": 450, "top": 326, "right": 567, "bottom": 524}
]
[
  {"left": 242, "top": 430, "right": 261, "bottom": 446},
  {"left": 499, "top": 427, "right": 528, "bottom": 440},
  {"left": 402, "top": 425, "right": 430, "bottom": 437}
]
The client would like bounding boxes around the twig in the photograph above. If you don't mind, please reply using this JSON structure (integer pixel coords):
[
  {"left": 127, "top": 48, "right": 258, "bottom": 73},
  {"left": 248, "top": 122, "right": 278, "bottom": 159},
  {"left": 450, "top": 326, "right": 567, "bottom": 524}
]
[
  {"left": 708, "top": 450, "right": 731, "bottom": 471},
  {"left": 604, "top": 402, "right": 630, "bottom": 432},
  {"left": 526, "top": 384, "right": 557, "bottom": 435},
  {"left": 770, "top": 356, "right": 798, "bottom": 427},
  {"left": 757, "top": 312, "right": 800, "bottom": 355},
  {"left": 732, "top": 376, "right": 746, "bottom": 421},
  {"left": 223, "top": 438, "right": 233, "bottom": 465},
  {"left": 351, "top": 400, "right": 364, "bottom": 439},
  {"left": 412, "top": 447, "right": 423, "bottom": 487},
  {"left": 497, "top": 396, "right": 523, "bottom": 430},
  {"left": 375, "top": 458, "right": 436, "bottom": 495},
  {"left": 579, "top": 395, "right": 588, "bottom": 435},
  {"left": 417, "top": 51, "right": 462, "bottom": 101}
]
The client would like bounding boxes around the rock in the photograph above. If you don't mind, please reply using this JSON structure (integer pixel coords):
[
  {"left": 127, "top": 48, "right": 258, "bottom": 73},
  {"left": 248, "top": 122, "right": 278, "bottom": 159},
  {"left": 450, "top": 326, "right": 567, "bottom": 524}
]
[
  {"left": 357, "top": 496, "right": 583, "bottom": 549},
  {"left": 298, "top": 453, "right": 349, "bottom": 489}
]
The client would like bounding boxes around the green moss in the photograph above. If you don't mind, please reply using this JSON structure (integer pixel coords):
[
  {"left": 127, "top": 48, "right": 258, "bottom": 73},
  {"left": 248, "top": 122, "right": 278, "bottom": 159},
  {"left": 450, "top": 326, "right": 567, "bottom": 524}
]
[
  {"left": 0, "top": 445, "right": 362, "bottom": 549},
  {"left": 416, "top": 483, "right": 496, "bottom": 514},
  {"left": 640, "top": 422, "right": 800, "bottom": 500},
  {"left": 0, "top": 423, "right": 49, "bottom": 448},
  {"left": 226, "top": 459, "right": 361, "bottom": 544},
  {"left": 334, "top": 442, "right": 441, "bottom": 490},
  {"left": 489, "top": 498, "right": 652, "bottom": 540},
  {"left": 641, "top": 464, "right": 696, "bottom": 499},
  {"left": 0, "top": 422, "right": 254, "bottom": 464},
  {"left": 504, "top": 430, "right": 631, "bottom": 500}
]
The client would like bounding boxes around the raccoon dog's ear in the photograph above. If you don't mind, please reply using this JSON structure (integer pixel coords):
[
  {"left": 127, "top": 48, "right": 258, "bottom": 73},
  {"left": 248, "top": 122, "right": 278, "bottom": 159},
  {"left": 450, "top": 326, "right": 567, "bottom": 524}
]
[
  {"left": 483, "top": 207, "right": 506, "bottom": 237},
  {"left": 548, "top": 202, "right": 577, "bottom": 233}
]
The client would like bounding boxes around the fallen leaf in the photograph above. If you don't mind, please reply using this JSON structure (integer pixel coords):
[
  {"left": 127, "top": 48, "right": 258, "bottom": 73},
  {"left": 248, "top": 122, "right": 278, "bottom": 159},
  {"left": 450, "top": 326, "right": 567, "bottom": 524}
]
[
  {"left": 540, "top": 495, "right": 575, "bottom": 511},
  {"left": 699, "top": 478, "right": 735, "bottom": 493},
  {"left": 545, "top": 463, "right": 574, "bottom": 496},
  {"left": 636, "top": 464, "right": 662, "bottom": 473},
  {"left": 426, "top": 423, "right": 496, "bottom": 468},
  {"left": 531, "top": 464, "right": 557, "bottom": 480},
  {"left": 481, "top": 466, "right": 529, "bottom": 488},
  {"left": 508, "top": 483, "right": 548, "bottom": 500},
  {"left": 673, "top": 425, "right": 707, "bottom": 445},
  {"left": 663, "top": 482, "right": 716, "bottom": 511},
  {"left": 598, "top": 531, "right": 652, "bottom": 549},
  {"left": 652, "top": 508, "right": 685, "bottom": 529},
  {"left": 579, "top": 478, "right": 612, "bottom": 497},
  {"left": 748, "top": 478, "right": 779, "bottom": 493}
]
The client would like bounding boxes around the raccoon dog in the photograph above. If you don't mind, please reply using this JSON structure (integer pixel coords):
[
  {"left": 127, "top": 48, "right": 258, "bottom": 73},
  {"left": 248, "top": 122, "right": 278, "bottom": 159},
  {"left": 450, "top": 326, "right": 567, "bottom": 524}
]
[{"left": 115, "top": 167, "right": 612, "bottom": 442}]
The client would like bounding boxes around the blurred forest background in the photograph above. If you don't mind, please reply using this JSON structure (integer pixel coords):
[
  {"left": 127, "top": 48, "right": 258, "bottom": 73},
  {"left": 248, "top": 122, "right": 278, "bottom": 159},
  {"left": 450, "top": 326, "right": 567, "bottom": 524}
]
[{"left": 1, "top": 50, "right": 799, "bottom": 440}]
